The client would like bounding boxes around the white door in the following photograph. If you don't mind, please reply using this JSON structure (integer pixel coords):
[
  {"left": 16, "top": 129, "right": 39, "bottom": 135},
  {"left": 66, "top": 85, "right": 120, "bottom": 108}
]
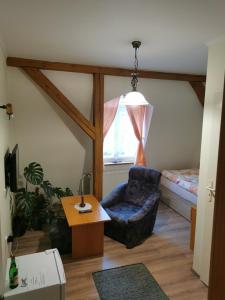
[{"left": 193, "top": 41, "right": 225, "bottom": 285}]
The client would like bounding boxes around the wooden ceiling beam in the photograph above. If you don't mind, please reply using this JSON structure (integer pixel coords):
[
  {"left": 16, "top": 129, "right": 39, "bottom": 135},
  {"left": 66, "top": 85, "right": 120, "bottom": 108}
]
[
  {"left": 22, "top": 67, "right": 96, "bottom": 140},
  {"left": 189, "top": 81, "right": 205, "bottom": 106},
  {"left": 7, "top": 57, "right": 206, "bottom": 82}
]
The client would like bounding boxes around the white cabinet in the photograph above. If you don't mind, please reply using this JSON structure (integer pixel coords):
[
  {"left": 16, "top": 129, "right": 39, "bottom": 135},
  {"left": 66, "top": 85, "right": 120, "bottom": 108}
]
[{"left": 4, "top": 249, "right": 66, "bottom": 300}]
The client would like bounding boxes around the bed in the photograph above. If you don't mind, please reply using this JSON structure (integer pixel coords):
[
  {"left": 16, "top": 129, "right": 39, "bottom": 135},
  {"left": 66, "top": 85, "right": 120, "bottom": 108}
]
[{"left": 160, "top": 169, "right": 198, "bottom": 221}]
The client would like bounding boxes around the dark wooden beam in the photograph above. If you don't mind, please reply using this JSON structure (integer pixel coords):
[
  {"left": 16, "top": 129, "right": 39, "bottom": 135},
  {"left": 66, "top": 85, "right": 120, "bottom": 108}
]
[
  {"left": 189, "top": 81, "right": 205, "bottom": 106},
  {"left": 22, "top": 67, "right": 95, "bottom": 140},
  {"left": 7, "top": 57, "right": 206, "bottom": 82},
  {"left": 92, "top": 73, "right": 104, "bottom": 201},
  {"left": 208, "top": 77, "right": 225, "bottom": 300}
]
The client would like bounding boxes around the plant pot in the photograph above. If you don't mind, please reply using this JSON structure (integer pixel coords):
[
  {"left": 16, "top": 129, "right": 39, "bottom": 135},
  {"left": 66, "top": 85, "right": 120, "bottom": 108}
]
[{"left": 12, "top": 216, "right": 28, "bottom": 237}]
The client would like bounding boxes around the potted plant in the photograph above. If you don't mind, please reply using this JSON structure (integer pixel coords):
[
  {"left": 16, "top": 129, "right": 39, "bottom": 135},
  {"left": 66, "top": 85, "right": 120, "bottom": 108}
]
[{"left": 13, "top": 162, "right": 73, "bottom": 236}]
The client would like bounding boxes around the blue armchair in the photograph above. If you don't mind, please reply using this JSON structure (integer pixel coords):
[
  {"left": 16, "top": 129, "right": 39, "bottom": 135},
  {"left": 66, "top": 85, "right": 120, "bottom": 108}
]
[{"left": 101, "top": 167, "right": 161, "bottom": 248}]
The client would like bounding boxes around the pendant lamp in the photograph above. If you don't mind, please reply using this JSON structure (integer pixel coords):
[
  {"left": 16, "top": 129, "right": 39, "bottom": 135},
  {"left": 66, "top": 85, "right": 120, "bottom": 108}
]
[{"left": 121, "top": 41, "right": 149, "bottom": 106}]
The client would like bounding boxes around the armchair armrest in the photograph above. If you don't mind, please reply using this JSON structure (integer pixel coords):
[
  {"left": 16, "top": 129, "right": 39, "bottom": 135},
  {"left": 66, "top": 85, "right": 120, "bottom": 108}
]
[
  {"left": 101, "top": 182, "right": 127, "bottom": 208},
  {"left": 128, "top": 191, "right": 160, "bottom": 223}
]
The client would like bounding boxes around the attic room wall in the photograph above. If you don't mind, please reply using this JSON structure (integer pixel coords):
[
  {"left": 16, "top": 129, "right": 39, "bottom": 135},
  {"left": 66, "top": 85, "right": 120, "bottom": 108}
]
[
  {"left": 0, "top": 45, "right": 12, "bottom": 295},
  {"left": 103, "top": 75, "right": 203, "bottom": 194},
  {"left": 7, "top": 68, "right": 93, "bottom": 194},
  {"left": 7, "top": 68, "right": 203, "bottom": 197}
]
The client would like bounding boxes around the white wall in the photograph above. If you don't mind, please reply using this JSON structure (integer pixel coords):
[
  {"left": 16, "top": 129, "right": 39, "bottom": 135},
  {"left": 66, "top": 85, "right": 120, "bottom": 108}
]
[
  {"left": 0, "top": 44, "right": 12, "bottom": 295},
  {"left": 8, "top": 68, "right": 93, "bottom": 193},
  {"left": 193, "top": 41, "right": 225, "bottom": 285},
  {"left": 7, "top": 69, "right": 203, "bottom": 197},
  {"left": 103, "top": 75, "right": 203, "bottom": 194}
]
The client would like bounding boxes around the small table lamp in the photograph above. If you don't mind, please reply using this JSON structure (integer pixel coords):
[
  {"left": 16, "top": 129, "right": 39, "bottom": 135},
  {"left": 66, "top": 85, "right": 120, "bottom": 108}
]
[{"left": 74, "top": 176, "right": 92, "bottom": 212}]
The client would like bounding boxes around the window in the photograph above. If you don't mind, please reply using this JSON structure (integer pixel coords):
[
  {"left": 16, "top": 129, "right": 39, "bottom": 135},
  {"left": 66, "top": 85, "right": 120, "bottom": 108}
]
[{"left": 103, "top": 103, "right": 138, "bottom": 164}]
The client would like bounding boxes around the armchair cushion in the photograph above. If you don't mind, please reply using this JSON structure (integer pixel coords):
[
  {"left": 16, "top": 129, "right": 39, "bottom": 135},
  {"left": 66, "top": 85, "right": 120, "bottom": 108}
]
[
  {"left": 129, "top": 167, "right": 161, "bottom": 186},
  {"left": 105, "top": 202, "right": 141, "bottom": 224},
  {"left": 101, "top": 182, "right": 127, "bottom": 208},
  {"left": 128, "top": 191, "right": 160, "bottom": 223},
  {"left": 124, "top": 179, "right": 152, "bottom": 206},
  {"left": 125, "top": 167, "right": 161, "bottom": 206}
]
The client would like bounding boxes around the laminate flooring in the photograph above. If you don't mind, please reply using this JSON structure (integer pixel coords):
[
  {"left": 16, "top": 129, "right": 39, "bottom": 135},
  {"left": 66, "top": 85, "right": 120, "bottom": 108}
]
[{"left": 14, "top": 202, "right": 208, "bottom": 300}]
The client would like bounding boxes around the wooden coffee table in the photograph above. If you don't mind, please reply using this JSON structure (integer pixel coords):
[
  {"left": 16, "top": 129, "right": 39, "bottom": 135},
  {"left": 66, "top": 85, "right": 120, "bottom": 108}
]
[{"left": 61, "top": 195, "right": 111, "bottom": 259}]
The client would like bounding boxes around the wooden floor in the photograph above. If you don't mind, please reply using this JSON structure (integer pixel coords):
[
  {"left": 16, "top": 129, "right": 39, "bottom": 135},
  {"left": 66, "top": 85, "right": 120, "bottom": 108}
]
[{"left": 14, "top": 203, "right": 208, "bottom": 300}]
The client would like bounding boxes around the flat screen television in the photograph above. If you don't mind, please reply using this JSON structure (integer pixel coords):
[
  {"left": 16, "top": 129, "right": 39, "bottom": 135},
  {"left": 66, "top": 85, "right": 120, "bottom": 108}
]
[
  {"left": 10, "top": 144, "right": 19, "bottom": 192},
  {"left": 4, "top": 144, "right": 19, "bottom": 192},
  {"left": 4, "top": 149, "right": 10, "bottom": 188}
]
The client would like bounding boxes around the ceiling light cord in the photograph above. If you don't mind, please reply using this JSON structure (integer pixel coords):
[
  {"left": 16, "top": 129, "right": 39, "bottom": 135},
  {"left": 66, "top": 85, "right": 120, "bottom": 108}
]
[{"left": 131, "top": 41, "right": 141, "bottom": 92}]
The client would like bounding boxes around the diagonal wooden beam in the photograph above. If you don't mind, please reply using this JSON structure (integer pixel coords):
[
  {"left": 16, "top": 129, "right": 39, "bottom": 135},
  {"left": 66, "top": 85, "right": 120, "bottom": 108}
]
[
  {"left": 7, "top": 57, "right": 206, "bottom": 82},
  {"left": 93, "top": 73, "right": 104, "bottom": 201},
  {"left": 189, "top": 81, "right": 205, "bottom": 106},
  {"left": 22, "top": 67, "right": 95, "bottom": 140}
]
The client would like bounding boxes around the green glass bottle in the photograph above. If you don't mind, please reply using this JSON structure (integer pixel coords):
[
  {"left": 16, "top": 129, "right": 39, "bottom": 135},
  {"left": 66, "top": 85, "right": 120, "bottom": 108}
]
[{"left": 9, "top": 255, "right": 18, "bottom": 289}]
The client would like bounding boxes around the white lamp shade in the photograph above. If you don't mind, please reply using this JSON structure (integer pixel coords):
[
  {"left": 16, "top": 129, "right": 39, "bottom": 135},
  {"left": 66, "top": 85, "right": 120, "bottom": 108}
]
[{"left": 121, "top": 91, "right": 149, "bottom": 106}]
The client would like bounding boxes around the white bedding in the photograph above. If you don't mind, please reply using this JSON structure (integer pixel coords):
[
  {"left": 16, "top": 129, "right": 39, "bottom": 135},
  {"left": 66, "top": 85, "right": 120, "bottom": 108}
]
[
  {"left": 162, "top": 169, "right": 199, "bottom": 196},
  {"left": 161, "top": 176, "right": 197, "bottom": 205}
]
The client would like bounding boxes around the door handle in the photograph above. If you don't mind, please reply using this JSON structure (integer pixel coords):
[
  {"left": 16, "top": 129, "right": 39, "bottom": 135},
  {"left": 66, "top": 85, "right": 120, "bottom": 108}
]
[{"left": 206, "top": 184, "right": 216, "bottom": 201}]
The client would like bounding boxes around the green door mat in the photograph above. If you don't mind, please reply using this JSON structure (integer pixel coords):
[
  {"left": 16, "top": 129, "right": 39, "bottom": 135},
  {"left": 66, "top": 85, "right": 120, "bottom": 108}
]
[{"left": 93, "top": 263, "right": 169, "bottom": 300}]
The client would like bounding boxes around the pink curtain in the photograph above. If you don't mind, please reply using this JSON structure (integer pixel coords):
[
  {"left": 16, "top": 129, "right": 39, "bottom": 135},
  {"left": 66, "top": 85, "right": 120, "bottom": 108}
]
[
  {"left": 103, "top": 97, "right": 120, "bottom": 139},
  {"left": 143, "top": 104, "right": 154, "bottom": 147},
  {"left": 126, "top": 104, "right": 153, "bottom": 166}
]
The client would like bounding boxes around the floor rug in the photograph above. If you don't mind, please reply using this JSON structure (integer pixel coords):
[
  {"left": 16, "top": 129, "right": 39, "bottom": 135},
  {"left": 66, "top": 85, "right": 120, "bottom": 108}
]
[{"left": 92, "top": 263, "right": 169, "bottom": 300}]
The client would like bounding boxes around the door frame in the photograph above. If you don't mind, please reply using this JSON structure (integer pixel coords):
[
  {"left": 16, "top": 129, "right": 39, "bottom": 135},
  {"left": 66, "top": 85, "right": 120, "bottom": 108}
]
[{"left": 208, "top": 77, "right": 225, "bottom": 299}]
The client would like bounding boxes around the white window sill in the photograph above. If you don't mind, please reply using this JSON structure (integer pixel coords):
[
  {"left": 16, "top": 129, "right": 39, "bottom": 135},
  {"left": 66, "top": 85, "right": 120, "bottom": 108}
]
[{"left": 104, "top": 161, "right": 134, "bottom": 166}]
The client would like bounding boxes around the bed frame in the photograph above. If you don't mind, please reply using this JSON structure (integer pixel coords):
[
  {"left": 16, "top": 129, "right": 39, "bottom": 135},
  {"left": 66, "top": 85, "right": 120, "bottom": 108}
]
[{"left": 160, "top": 184, "right": 194, "bottom": 221}]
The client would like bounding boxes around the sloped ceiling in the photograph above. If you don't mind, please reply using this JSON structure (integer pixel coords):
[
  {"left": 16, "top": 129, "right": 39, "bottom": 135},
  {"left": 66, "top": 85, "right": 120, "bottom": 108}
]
[{"left": 0, "top": 0, "right": 225, "bottom": 74}]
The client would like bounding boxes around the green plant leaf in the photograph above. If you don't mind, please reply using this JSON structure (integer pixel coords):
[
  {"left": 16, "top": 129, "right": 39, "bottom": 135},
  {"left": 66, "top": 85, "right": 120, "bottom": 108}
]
[
  {"left": 41, "top": 180, "right": 54, "bottom": 199},
  {"left": 24, "top": 162, "right": 44, "bottom": 185},
  {"left": 54, "top": 187, "right": 73, "bottom": 198},
  {"left": 15, "top": 189, "right": 36, "bottom": 218},
  {"left": 54, "top": 187, "right": 65, "bottom": 198},
  {"left": 65, "top": 187, "right": 73, "bottom": 196}
]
